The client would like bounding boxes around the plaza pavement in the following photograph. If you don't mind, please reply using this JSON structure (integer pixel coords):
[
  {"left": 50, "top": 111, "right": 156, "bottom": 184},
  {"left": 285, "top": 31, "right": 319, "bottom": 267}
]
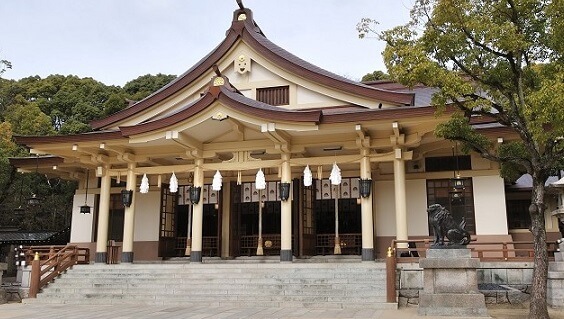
[{"left": 0, "top": 303, "right": 563, "bottom": 319}]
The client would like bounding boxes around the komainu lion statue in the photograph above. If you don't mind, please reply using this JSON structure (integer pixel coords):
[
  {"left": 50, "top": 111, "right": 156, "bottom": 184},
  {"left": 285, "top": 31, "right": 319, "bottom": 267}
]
[{"left": 427, "top": 204, "right": 471, "bottom": 247}]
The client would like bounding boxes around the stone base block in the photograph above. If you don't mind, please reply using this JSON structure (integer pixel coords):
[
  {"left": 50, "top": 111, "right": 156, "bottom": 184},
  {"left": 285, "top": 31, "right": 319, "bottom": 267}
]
[
  {"left": 0, "top": 288, "right": 6, "bottom": 305},
  {"left": 418, "top": 293, "right": 488, "bottom": 316},
  {"left": 419, "top": 249, "right": 488, "bottom": 317}
]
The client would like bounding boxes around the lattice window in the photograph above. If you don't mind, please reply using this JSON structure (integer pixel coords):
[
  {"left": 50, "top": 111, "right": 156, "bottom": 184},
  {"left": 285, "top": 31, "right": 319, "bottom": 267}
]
[
  {"left": 256, "top": 86, "right": 289, "bottom": 106},
  {"left": 426, "top": 178, "right": 476, "bottom": 234}
]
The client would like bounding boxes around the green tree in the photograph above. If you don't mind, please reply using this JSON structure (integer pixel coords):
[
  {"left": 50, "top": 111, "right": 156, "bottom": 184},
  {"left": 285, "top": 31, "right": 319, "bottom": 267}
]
[
  {"left": 364, "top": 1, "right": 563, "bottom": 317},
  {"left": 123, "top": 73, "right": 176, "bottom": 101},
  {"left": 4, "top": 95, "right": 55, "bottom": 136},
  {"left": 361, "top": 70, "right": 390, "bottom": 82},
  {"left": 0, "top": 53, "right": 11, "bottom": 78}
]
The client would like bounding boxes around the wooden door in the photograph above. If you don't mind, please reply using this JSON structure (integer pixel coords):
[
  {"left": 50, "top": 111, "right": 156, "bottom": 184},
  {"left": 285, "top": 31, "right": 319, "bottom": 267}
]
[
  {"left": 298, "top": 178, "right": 316, "bottom": 256},
  {"left": 158, "top": 184, "right": 177, "bottom": 257}
]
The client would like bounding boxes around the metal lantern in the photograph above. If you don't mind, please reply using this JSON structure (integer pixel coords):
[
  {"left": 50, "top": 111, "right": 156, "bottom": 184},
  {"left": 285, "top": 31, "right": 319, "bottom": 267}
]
[
  {"left": 80, "top": 169, "right": 92, "bottom": 214},
  {"left": 452, "top": 177, "right": 465, "bottom": 190},
  {"left": 80, "top": 205, "right": 91, "bottom": 214},
  {"left": 359, "top": 179, "right": 372, "bottom": 198},
  {"left": 121, "top": 189, "right": 133, "bottom": 207},
  {"left": 279, "top": 182, "right": 291, "bottom": 201},
  {"left": 190, "top": 186, "right": 202, "bottom": 204},
  {"left": 27, "top": 194, "right": 41, "bottom": 207}
]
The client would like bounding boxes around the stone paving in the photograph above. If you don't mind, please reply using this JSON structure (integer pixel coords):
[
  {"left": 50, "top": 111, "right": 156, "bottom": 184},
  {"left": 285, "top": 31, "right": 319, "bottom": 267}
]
[{"left": 0, "top": 303, "right": 563, "bottom": 319}]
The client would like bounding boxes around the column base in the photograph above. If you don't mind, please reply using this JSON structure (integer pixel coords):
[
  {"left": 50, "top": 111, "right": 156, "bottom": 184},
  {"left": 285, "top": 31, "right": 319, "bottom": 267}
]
[
  {"left": 95, "top": 252, "right": 107, "bottom": 263},
  {"left": 361, "top": 248, "right": 374, "bottom": 261},
  {"left": 191, "top": 251, "right": 202, "bottom": 263},
  {"left": 121, "top": 251, "right": 134, "bottom": 263},
  {"left": 280, "top": 249, "right": 293, "bottom": 262}
]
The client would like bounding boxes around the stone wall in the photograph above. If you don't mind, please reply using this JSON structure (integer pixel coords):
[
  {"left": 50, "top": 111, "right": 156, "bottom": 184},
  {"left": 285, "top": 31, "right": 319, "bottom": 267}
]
[{"left": 397, "top": 262, "right": 533, "bottom": 306}]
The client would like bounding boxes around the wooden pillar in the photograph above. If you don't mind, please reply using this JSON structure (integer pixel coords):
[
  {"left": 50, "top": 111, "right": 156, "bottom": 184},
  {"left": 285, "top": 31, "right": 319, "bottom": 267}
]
[
  {"left": 191, "top": 159, "right": 204, "bottom": 262},
  {"left": 280, "top": 153, "right": 293, "bottom": 262},
  {"left": 121, "top": 162, "right": 136, "bottom": 262},
  {"left": 393, "top": 148, "right": 408, "bottom": 248},
  {"left": 95, "top": 167, "right": 111, "bottom": 263},
  {"left": 360, "top": 150, "right": 374, "bottom": 261}
]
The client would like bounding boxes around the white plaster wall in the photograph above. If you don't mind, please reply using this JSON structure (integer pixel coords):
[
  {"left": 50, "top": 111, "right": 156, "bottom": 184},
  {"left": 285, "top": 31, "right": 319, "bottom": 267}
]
[
  {"left": 473, "top": 175, "right": 509, "bottom": 235},
  {"left": 249, "top": 62, "right": 284, "bottom": 82},
  {"left": 70, "top": 194, "right": 95, "bottom": 243},
  {"left": 406, "top": 179, "right": 430, "bottom": 236},
  {"left": 374, "top": 179, "right": 429, "bottom": 237},
  {"left": 133, "top": 190, "right": 161, "bottom": 242},
  {"left": 374, "top": 180, "right": 396, "bottom": 236},
  {"left": 240, "top": 89, "right": 252, "bottom": 99},
  {"left": 296, "top": 85, "right": 343, "bottom": 105}
]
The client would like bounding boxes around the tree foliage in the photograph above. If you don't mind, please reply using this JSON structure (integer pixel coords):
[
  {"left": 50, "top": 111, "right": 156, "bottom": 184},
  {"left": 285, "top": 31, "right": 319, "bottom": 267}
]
[
  {"left": 123, "top": 73, "right": 177, "bottom": 101},
  {"left": 361, "top": 70, "right": 390, "bottom": 82},
  {"left": 0, "top": 72, "right": 176, "bottom": 231},
  {"left": 363, "top": 0, "right": 562, "bottom": 317}
]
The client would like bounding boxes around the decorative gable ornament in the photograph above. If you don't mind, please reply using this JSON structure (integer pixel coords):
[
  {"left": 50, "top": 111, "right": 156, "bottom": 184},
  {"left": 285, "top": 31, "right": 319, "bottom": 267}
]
[{"left": 235, "top": 54, "right": 251, "bottom": 74}]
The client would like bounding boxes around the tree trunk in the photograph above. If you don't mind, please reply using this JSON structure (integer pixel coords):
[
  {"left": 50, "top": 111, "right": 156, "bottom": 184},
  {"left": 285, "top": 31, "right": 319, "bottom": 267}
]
[{"left": 528, "top": 177, "right": 549, "bottom": 319}]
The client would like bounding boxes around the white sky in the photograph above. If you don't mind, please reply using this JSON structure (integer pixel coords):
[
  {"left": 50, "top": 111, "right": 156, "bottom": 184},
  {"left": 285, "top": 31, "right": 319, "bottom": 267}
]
[{"left": 0, "top": 0, "right": 413, "bottom": 87}]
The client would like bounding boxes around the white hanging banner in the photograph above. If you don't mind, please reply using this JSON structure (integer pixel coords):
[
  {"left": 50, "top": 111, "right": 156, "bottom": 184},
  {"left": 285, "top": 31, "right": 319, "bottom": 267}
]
[
  {"left": 140, "top": 173, "right": 149, "bottom": 194},
  {"left": 303, "top": 165, "right": 313, "bottom": 187},
  {"left": 255, "top": 169, "right": 266, "bottom": 190},
  {"left": 329, "top": 162, "right": 342, "bottom": 185},
  {"left": 212, "top": 170, "right": 223, "bottom": 191},
  {"left": 169, "top": 172, "right": 178, "bottom": 193}
]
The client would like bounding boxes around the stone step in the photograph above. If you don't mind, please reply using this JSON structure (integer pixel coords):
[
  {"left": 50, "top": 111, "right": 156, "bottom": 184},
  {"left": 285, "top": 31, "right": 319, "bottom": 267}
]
[
  {"left": 42, "top": 285, "right": 386, "bottom": 296},
  {"left": 30, "top": 262, "right": 392, "bottom": 309}
]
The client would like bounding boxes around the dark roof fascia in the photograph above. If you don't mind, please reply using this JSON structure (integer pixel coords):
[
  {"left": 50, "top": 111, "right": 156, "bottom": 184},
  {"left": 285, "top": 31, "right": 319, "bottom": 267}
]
[
  {"left": 90, "top": 27, "right": 243, "bottom": 130},
  {"left": 119, "top": 94, "right": 216, "bottom": 137},
  {"left": 240, "top": 23, "right": 415, "bottom": 107},
  {"left": 218, "top": 87, "right": 322, "bottom": 123},
  {"left": 13, "top": 131, "right": 125, "bottom": 147},
  {"left": 320, "top": 105, "right": 453, "bottom": 124},
  {"left": 91, "top": 8, "right": 414, "bottom": 130},
  {"left": 119, "top": 85, "right": 322, "bottom": 137},
  {"left": 9, "top": 156, "right": 64, "bottom": 167}
]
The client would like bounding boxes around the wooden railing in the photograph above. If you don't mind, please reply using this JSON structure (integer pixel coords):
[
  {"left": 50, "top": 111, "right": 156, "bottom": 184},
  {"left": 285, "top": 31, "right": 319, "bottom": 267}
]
[
  {"left": 240, "top": 235, "right": 282, "bottom": 256},
  {"left": 316, "top": 233, "right": 362, "bottom": 255},
  {"left": 390, "top": 239, "right": 558, "bottom": 263},
  {"left": 175, "top": 237, "right": 218, "bottom": 257},
  {"left": 28, "top": 245, "right": 88, "bottom": 298},
  {"left": 24, "top": 245, "right": 90, "bottom": 265}
]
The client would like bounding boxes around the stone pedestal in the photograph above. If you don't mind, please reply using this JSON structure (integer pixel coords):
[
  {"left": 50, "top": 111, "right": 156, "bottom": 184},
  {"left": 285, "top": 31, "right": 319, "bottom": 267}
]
[
  {"left": 0, "top": 263, "right": 6, "bottom": 304},
  {"left": 418, "top": 249, "right": 488, "bottom": 317},
  {"left": 548, "top": 242, "right": 564, "bottom": 307}
]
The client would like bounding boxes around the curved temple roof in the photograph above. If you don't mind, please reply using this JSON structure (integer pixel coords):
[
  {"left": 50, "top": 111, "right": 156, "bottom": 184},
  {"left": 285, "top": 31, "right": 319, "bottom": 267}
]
[{"left": 90, "top": 5, "right": 414, "bottom": 130}]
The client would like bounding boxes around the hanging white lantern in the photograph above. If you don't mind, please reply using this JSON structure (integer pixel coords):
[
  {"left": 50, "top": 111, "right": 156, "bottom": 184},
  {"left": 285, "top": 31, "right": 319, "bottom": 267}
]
[
  {"left": 255, "top": 168, "right": 266, "bottom": 190},
  {"left": 303, "top": 165, "right": 313, "bottom": 187},
  {"left": 329, "top": 162, "right": 341, "bottom": 185},
  {"left": 169, "top": 172, "right": 178, "bottom": 193},
  {"left": 140, "top": 173, "right": 150, "bottom": 194},
  {"left": 212, "top": 170, "right": 223, "bottom": 191}
]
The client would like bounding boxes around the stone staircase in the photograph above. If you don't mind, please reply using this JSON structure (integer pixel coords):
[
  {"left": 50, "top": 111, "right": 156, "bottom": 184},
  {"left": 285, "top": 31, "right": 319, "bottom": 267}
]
[{"left": 25, "top": 260, "right": 394, "bottom": 309}]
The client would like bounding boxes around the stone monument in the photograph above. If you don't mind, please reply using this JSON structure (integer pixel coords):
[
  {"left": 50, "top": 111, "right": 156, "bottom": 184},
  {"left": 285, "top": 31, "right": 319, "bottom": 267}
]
[{"left": 418, "top": 204, "right": 488, "bottom": 316}]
